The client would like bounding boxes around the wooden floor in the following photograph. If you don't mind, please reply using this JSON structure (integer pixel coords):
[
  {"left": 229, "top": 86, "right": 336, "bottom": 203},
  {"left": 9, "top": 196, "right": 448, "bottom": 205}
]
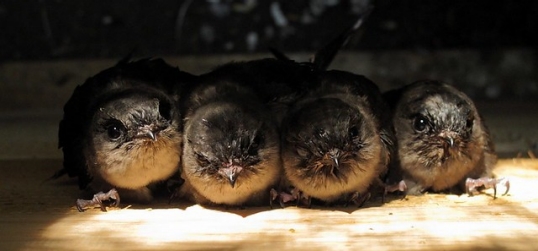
[
  {"left": 1, "top": 53, "right": 537, "bottom": 250},
  {"left": 0, "top": 96, "right": 535, "bottom": 251},
  {"left": 0, "top": 158, "right": 537, "bottom": 251}
]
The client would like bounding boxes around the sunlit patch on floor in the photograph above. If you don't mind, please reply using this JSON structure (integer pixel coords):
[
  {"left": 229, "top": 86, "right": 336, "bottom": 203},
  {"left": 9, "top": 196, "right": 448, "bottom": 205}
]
[{"left": 4, "top": 159, "right": 536, "bottom": 250}]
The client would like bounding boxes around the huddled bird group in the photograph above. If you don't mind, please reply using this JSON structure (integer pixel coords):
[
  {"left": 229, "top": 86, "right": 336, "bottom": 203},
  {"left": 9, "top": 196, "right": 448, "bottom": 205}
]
[{"left": 52, "top": 9, "right": 509, "bottom": 212}]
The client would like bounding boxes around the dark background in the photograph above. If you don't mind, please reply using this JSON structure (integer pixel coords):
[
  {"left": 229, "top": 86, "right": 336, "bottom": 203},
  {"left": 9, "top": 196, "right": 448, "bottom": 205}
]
[
  {"left": 1, "top": 0, "right": 537, "bottom": 103},
  {"left": 1, "top": 0, "right": 537, "bottom": 60},
  {"left": 0, "top": 1, "right": 536, "bottom": 160}
]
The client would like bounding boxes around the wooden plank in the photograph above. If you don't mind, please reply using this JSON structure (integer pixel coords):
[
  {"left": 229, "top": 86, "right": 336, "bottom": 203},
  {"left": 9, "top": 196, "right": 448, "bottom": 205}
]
[{"left": 0, "top": 159, "right": 537, "bottom": 251}]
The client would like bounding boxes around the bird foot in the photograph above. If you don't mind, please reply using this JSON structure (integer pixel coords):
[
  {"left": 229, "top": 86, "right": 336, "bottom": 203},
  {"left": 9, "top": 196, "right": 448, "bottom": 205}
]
[
  {"left": 270, "top": 187, "right": 311, "bottom": 208},
  {"left": 76, "top": 188, "right": 120, "bottom": 212},
  {"left": 347, "top": 192, "right": 371, "bottom": 207},
  {"left": 383, "top": 180, "right": 408, "bottom": 203},
  {"left": 270, "top": 188, "right": 290, "bottom": 208},
  {"left": 466, "top": 177, "right": 510, "bottom": 199},
  {"left": 167, "top": 179, "right": 185, "bottom": 204},
  {"left": 385, "top": 180, "right": 408, "bottom": 193}
]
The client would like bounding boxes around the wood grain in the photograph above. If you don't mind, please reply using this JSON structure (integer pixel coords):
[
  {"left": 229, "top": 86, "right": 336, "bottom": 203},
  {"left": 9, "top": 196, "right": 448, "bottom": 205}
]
[{"left": 1, "top": 159, "right": 537, "bottom": 251}]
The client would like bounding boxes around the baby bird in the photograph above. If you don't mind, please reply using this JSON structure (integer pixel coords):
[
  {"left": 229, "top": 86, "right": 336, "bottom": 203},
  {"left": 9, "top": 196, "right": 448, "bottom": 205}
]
[
  {"left": 384, "top": 80, "right": 497, "bottom": 195},
  {"left": 273, "top": 6, "right": 394, "bottom": 206},
  {"left": 56, "top": 57, "right": 195, "bottom": 210},
  {"left": 178, "top": 74, "right": 282, "bottom": 207},
  {"left": 281, "top": 70, "right": 394, "bottom": 206}
]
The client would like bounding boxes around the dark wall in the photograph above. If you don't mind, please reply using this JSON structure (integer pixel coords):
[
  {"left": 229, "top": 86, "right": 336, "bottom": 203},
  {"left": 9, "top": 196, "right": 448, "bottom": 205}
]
[{"left": 1, "top": 0, "right": 537, "bottom": 61}]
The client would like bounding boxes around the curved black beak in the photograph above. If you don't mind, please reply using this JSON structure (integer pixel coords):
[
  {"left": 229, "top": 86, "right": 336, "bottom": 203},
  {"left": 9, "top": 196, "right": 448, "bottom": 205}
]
[
  {"left": 219, "top": 165, "right": 243, "bottom": 188},
  {"left": 331, "top": 156, "right": 339, "bottom": 168},
  {"left": 439, "top": 131, "right": 456, "bottom": 148},
  {"left": 328, "top": 148, "right": 341, "bottom": 168},
  {"left": 227, "top": 173, "right": 237, "bottom": 188},
  {"left": 136, "top": 125, "right": 158, "bottom": 141},
  {"left": 444, "top": 137, "right": 454, "bottom": 148}
]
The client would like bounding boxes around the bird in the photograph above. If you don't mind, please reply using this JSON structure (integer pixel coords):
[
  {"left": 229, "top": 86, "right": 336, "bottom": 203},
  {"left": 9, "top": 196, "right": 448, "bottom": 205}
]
[
  {"left": 55, "top": 57, "right": 196, "bottom": 210},
  {"left": 177, "top": 73, "right": 282, "bottom": 207},
  {"left": 269, "top": 6, "right": 395, "bottom": 207},
  {"left": 383, "top": 80, "right": 497, "bottom": 195},
  {"left": 280, "top": 70, "right": 394, "bottom": 206}
]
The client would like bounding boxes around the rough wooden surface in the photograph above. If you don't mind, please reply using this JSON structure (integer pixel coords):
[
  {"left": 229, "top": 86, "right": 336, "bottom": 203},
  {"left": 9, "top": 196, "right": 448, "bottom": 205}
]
[{"left": 0, "top": 158, "right": 537, "bottom": 251}]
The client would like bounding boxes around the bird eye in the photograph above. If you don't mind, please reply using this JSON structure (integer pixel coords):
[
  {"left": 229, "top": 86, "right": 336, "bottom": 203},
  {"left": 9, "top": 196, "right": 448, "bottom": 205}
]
[
  {"left": 296, "top": 146, "right": 309, "bottom": 158},
  {"left": 349, "top": 126, "right": 359, "bottom": 138},
  {"left": 248, "top": 134, "right": 263, "bottom": 155},
  {"left": 251, "top": 135, "right": 261, "bottom": 149},
  {"left": 159, "top": 101, "right": 172, "bottom": 121},
  {"left": 195, "top": 153, "right": 210, "bottom": 166},
  {"left": 413, "top": 115, "right": 429, "bottom": 132},
  {"left": 105, "top": 121, "right": 125, "bottom": 140},
  {"left": 466, "top": 118, "right": 473, "bottom": 129}
]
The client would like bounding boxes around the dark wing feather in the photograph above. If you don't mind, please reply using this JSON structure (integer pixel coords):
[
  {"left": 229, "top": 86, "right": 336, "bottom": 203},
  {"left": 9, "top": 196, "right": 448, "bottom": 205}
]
[
  {"left": 268, "top": 6, "right": 373, "bottom": 72},
  {"left": 57, "top": 83, "right": 95, "bottom": 188},
  {"left": 312, "top": 6, "right": 373, "bottom": 70},
  {"left": 200, "top": 58, "right": 313, "bottom": 125},
  {"left": 268, "top": 47, "right": 292, "bottom": 62}
]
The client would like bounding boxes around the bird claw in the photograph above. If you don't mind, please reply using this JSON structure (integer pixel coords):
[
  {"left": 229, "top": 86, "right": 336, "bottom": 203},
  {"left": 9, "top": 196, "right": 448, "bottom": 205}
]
[
  {"left": 383, "top": 180, "right": 408, "bottom": 203},
  {"left": 385, "top": 180, "right": 408, "bottom": 194},
  {"left": 465, "top": 177, "right": 510, "bottom": 199},
  {"left": 75, "top": 188, "right": 121, "bottom": 212},
  {"left": 292, "top": 189, "right": 311, "bottom": 208},
  {"left": 269, "top": 188, "right": 286, "bottom": 209},
  {"left": 270, "top": 187, "right": 311, "bottom": 208},
  {"left": 168, "top": 191, "right": 178, "bottom": 205},
  {"left": 347, "top": 192, "right": 371, "bottom": 207}
]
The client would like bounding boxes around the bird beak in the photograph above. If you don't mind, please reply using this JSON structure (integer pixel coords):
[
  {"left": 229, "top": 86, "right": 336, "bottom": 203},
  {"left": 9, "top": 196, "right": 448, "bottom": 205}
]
[
  {"left": 136, "top": 125, "right": 158, "bottom": 141},
  {"left": 445, "top": 137, "right": 454, "bottom": 148},
  {"left": 439, "top": 131, "right": 456, "bottom": 148},
  {"left": 136, "top": 129, "right": 157, "bottom": 141},
  {"left": 328, "top": 148, "right": 341, "bottom": 168},
  {"left": 219, "top": 165, "right": 243, "bottom": 188},
  {"left": 227, "top": 173, "right": 237, "bottom": 188},
  {"left": 331, "top": 156, "right": 339, "bottom": 168}
]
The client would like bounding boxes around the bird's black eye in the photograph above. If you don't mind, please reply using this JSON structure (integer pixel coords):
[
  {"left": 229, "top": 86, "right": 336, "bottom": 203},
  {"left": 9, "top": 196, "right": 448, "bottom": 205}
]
[
  {"left": 195, "top": 153, "right": 210, "bottom": 167},
  {"left": 105, "top": 121, "right": 125, "bottom": 141},
  {"left": 466, "top": 118, "right": 473, "bottom": 129},
  {"left": 349, "top": 126, "right": 359, "bottom": 138},
  {"left": 413, "top": 115, "right": 429, "bottom": 132},
  {"left": 296, "top": 146, "right": 309, "bottom": 158},
  {"left": 251, "top": 135, "right": 261, "bottom": 149},
  {"left": 248, "top": 134, "right": 263, "bottom": 155},
  {"left": 159, "top": 101, "right": 172, "bottom": 121}
]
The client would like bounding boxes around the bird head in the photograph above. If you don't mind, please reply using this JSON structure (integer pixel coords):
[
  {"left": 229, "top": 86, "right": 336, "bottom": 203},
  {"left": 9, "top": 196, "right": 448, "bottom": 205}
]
[
  {"left": 396, "top": 81, "right": 476, "bottom": 167},
  {"left": 89, "top": 89, "right": 177, "bottom": 157},
  {"left": 283, "top": 98, "right": 376, "bottom": 181},
  {"left": 185, "top": 102, "right": 277, "bottom": 188}
]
